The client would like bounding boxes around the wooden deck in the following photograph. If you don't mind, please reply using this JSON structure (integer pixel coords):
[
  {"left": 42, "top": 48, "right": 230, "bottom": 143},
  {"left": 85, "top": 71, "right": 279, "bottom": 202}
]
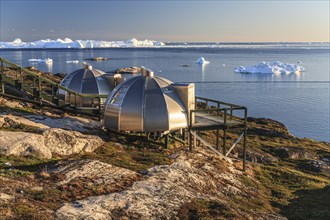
[{"left": 188, "top": 97, "right": 248, "bottom": 171}]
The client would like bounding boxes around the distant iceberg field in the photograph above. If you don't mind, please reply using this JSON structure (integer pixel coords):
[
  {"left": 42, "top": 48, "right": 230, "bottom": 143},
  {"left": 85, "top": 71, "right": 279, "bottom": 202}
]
[
  {"left": 1, "top": 39, "right": 328, "bottom": 49},
  {"left": 0, "top": 38, "right": 165, "bottom": 49},
  {"left": 235, "top": 61, "right": 305, "bottom": 74}
]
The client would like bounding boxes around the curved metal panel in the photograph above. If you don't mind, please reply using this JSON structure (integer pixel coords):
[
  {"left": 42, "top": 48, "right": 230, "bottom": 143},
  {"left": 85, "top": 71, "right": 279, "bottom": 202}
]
[
  {"left": 103, "top": 73, "right": 189, "bottom": 133},
  {"left": 58, "top": 68, "right": 113, "bottom": 107},
  {"left": 163, "top": 89, "right": 187, "bottom": 130},
  {"left": 143, "top": 77, "right": 169, "bottom": 132},
  {"left": 103, "top": 76, "right": 140, "bottom": 130},
  {"left": 120, "top": 77, "right": 145, "bottom": 131}
]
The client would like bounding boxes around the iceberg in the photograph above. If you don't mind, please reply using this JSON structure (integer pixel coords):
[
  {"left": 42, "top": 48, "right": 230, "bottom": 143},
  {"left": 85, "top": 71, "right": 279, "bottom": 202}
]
[
  {"left": 0, "top": 38, "right": 165, "bottom": 49},
  {"left": 234, "top": 61, "right": 305, "bottom": 74},
  {"left": 28, "top": 58, "right": 53, "bottom": 64},
  {"left": 66, "top": 60, "right": 79, "bottom": 64},
  {"left": 196, "top": 57, "right": 210, "bottom": 64}
]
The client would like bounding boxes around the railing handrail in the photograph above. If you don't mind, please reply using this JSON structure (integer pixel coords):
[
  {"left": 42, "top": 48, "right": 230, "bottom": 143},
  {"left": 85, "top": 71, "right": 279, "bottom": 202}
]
[
  {"left": 0, "top": 57, "right": 108, "bottom": 99},
  {"left": 191, "top": 106, "right": 246, "bottom": 113},
  {"left": 195, "top": 96, "right": 243, "bottom": 108}
]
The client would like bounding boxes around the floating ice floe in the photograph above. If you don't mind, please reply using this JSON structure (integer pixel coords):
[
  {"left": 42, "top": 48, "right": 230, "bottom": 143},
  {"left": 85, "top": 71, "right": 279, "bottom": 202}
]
[
  {"left": 66, "top": 60, "right": 79, "bottom": 64},
  {"left": 196, "top": 57, "right": 210, "bottom": 64},
  {"left": 28, "top": 58, "right": 53, "bottom": 64},
  {"left": 234, "top": 61, "right": 305, "bottom": 74},
  {"left": 1, "top": 38, "right": 165, "bottom": 49}
]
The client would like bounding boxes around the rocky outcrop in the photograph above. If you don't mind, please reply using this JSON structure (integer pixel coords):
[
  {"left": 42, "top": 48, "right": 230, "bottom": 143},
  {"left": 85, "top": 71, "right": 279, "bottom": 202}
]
[
  {"left": 24, "top": 115, "right": 101, "bottom": 134},
  {"left": 0, "top": 97, "right": 30, "bottom": 109},
  {"left": 276, "top": 146, "right": 315, "bottom": 160},
  {"left": 0, "top": 130, "right": 52, "bottom": 158},
  {"left": 1, "top": 113, "right": 100, "bottom": 134},
  {"left": 84, "top": 57, "right": 110, "bottom": 61},
  {"left": 0, "top": 114, "right": 49, "bottom": 132},
  {"left": 0, "top": 112, "right": 104, "bottom": 158},
  {"left": 43, "top": 128, "right": 103, "bottom": 156},
  {"left": 56, "top": 148, "right": 272, "bottom": 220},
  {"left": 0, "top": 128, "right": 104, "bottom": 158},
  {"left": 112, "top": 66, "right": 141, "bottom": 74},
  {"left": 54, "top": 159, "right": 139, "bottom": 185}
]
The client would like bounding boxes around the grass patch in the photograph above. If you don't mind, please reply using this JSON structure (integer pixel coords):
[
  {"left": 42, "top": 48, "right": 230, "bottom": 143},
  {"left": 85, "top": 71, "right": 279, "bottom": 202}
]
[
  {"left": 0, "top": 155, "right": 59, "bottom": 177},
  {"left": 178, "top": 199, "right": 239, "bottom": 220},
  {"left": 254, "top": 163, "right": 330, "bottom": 217},
  {"left": 77, "top": 141, "right": 172, "bottom": 172}
]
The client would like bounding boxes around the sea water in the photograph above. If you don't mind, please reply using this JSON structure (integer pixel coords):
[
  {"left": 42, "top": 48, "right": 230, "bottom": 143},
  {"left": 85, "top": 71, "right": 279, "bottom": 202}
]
[{"left": 0, "top": 44, "right": 329, "bottom": 142}]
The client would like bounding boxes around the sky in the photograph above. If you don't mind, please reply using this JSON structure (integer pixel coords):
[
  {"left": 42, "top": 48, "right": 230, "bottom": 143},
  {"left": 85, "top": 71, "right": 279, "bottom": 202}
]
[{"left": 0, "top": 0, "right": 329, "bottom": 42}]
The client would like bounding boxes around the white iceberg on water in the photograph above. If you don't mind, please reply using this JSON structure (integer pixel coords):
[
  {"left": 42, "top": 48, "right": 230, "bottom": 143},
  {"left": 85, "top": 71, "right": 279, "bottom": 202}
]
[
  {"left": 234, "top": 61, "right": 305, "bottom": 74},
  {"left": 28, "top": 58, "right": 53, "bottom": 64},
  {"left": 196, "top": 57, "right": 210, "bottom": 64},
  {"left": 66, "top": 60, "right": 79, "bottom": 64},
  {"left": 0, "top": 38, "right": 165, "bottom": 49}
]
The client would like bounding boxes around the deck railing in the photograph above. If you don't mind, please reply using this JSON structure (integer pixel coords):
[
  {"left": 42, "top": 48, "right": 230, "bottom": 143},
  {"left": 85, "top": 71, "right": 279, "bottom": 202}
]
[
  {"left": 0, "top": 57, "right": 107, "bottom": 117},
  {"left": 189, "top": 96, "right": 248, "bottom": 171}
]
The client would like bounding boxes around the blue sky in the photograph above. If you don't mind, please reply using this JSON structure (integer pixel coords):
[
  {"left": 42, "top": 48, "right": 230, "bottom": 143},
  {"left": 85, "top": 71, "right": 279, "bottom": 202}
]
[{"left": 0, "top": 0, "right": 329, "bottom": 42}]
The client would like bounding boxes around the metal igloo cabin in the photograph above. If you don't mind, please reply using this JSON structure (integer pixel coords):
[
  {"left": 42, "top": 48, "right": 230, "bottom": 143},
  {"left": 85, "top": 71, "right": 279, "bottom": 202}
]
[
  {"left": 58, "top": 63, "right": 123, "bottom": 107},
  {"left": 103, "top": 67, "right": 195, "bottom": 133}
]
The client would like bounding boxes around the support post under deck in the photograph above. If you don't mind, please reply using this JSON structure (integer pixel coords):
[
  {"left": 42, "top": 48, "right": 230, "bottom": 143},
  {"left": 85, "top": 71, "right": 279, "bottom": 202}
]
[
  {"left": 216, "top": 130, "right": 219, "bottom": 150},
  {"left": 164, "top": 135, "right": 169, "bottom": 148}
]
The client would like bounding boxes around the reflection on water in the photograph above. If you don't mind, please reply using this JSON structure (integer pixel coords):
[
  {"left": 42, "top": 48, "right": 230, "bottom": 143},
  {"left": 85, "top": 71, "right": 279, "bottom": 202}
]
[
  {"left": 45, "top": 63, "right": 53, "bottom": 73},
  {"left": 12, "top": 50, "right": 23, "bottom": 61},
  {"left": 29, "top": 63, "right": 53, "bottom": 73},
  {"left": 198, "top": 63, "right": 208, "bottom": 82},
  {"left": 239, "top": 71, "right": 304, "bottom": 81}
]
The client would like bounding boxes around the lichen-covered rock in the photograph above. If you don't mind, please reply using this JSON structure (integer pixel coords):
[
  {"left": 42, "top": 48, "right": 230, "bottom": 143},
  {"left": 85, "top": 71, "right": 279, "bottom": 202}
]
[
  {"left": 0, "top": 130, "right": 52, "bottom": 158},
  {"left": 56, "top": 150, "right": 246, "bottom": 220},
  {"left": 277, "top": 146, "right": 315, "bottom": 159},
  {"left": 0, "top": 128, "right": 104, "bottom": 158},
  {"left": 114, "top": 66, "right": 141, "bottom": 74},
  {"left": 54, "top": 159, "right": 139, "bottom": 185},
  {"left": 0, "top": 115, "right": 49, "bottom": 131},
  {"left": 25, "top": 115, "right": 100, "bottom": 133},
  {"left": 43, "top": 128, "right": 104, "bottom": 156},
  {"left": 0, "top": 97, "right": 27, "bottom": 109}
]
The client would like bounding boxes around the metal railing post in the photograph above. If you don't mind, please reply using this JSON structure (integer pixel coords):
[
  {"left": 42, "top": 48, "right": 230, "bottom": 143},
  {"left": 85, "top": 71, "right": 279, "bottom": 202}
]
[
  {"left": 189, "top": 110, "right": 193, "bottom": 151},
  {"left": 38, "top": 76, "right": 41, "bottom": 99},
  {"left": 223, "top": 109, "right": 227, "bottom": 156},
  {"left": 243, "top": 107, "right": 248, "bottom": 171},
  {"left": 0, "top": 59, "right": 4, "bottom": 94}
]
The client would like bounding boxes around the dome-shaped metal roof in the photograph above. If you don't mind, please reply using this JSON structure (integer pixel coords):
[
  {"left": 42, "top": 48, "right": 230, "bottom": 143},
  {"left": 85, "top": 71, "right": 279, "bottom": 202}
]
[
  {"left": 103, "top": 67, "right": 188, "bottom": 132},
  {"left": 58, "top": 64, "right": 116, "bottom": 107}
]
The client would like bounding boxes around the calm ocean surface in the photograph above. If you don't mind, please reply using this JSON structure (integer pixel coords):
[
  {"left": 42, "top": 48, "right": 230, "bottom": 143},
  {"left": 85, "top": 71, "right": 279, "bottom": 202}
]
[{"left": 1, "top": 45, "right": 329, "bottom": 142}]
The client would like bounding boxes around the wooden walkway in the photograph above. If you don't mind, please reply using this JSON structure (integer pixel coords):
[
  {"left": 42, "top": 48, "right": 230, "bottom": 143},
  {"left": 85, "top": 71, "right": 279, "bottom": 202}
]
[{"left": 0, "top": 57, "right": 106, "bottom": 118}]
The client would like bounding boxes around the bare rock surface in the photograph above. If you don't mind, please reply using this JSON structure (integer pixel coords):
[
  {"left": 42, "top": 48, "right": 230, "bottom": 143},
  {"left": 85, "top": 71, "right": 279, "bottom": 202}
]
[
  {"left": 0, "top": 128, "right": 104, "bottom": 158},
  {"left": 112, "top": 66, "right": 141, "bottom": 74},
  {"left": 0, "top": 114, "right": 49, "bottom": 131},
  {"left": 0, "top": 112, "right": 104, "bottom": 158},
  {"left": 56, "top": 148, "right": 273, "bottom": 220},
  {"left": 54, "top": 159, "right": 139, "bottom": 185},
  {"left": 25, "top": 115, "right": 100, "bottom": 133},
  {"left": 0, "top": 97, "right": 27, "bottom": 109},
  {"left": 0, "top": 130, "right": 52, "bottom": 158},
  {"left": 43, "top": 128, "right": 103, "bottom": 156}
]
